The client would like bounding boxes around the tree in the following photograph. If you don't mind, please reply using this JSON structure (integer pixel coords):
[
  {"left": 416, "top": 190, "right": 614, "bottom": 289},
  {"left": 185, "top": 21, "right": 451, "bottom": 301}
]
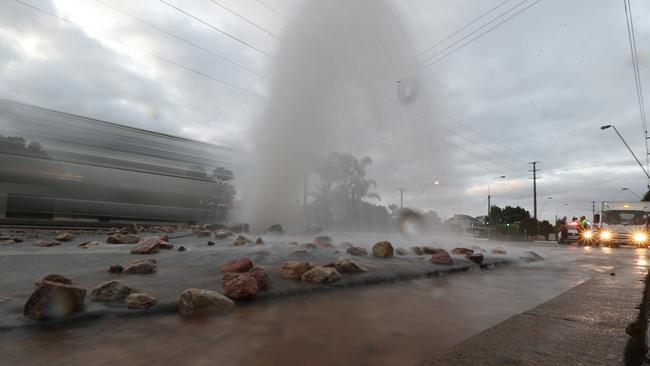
[
  {"left": 489, "top": 205, "right": 530, "bottom": 225},
  {"left": 643, "top": 189, "right": 650, "bottom": 202},
  {"left": 388, "top": 204, "right": 399, "bottom": 215},
  {"left": 312, "top": 152, "right": 380, "bottom": 229},
  {"left": 539, "top": 220, "right": 554, "bottom": 240},
  {"left": 521, "top": 217, "right": 538, "bottom": 240}
]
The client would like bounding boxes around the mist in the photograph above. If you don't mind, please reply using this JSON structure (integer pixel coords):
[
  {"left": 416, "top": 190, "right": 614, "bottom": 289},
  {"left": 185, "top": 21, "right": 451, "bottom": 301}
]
[{"left": 242, "top": 0, "right": 444, "bottom": 233}]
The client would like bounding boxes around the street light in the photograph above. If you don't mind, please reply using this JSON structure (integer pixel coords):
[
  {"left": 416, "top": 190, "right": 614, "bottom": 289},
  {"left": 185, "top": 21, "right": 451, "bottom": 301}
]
[
  {"left": 601, "top": 124, "right": 650, "bottom": 183},
  {"left": 622, "top": 187, "right": 641, "bottom": 199},
  {"left": 539, "top": 197, "right": 553, "bottom": 218},
  {"left": 487, "top": 176, "right": 506, "bottom": 222},
  {"left": 555, "top": 203, "right": 569, "bottom": 224}
]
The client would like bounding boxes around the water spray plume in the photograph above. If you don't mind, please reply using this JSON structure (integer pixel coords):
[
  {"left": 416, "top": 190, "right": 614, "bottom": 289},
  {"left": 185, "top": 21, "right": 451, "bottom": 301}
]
[{"left": 242, "top": 0, "right": 437, "bottom": 232}]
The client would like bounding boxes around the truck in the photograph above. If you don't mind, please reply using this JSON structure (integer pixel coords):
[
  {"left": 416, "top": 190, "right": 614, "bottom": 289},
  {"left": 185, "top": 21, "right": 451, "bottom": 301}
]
[{"left": 595, "top": 201, "right": 649, "bottom": 247}]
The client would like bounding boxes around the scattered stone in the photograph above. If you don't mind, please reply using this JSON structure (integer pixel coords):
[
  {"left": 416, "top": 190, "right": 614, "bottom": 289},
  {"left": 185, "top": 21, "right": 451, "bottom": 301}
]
[
  {"left": 178, "top": 246, "right": 186, "bottom": 252},
  {"left": 430, "top": 250, "right": 453, "bottom": 265},
  {"left": 223, "top": 274, "right": 258, "bottom": 300},
  {"left": 78, "top": 241, "right": 101, "bottom": 249},
  {"left": 314, "top": 236, "right": 333, "bottom": 247},
  {"left": 396, "top": 247, "right": 408, "bottom": 256},
  {"left": 12, "top": 236, "right": 24, "bottom": 243},
  {"left": 264, "top": 224, "right": 285, "bottom": 235},
  {"left": 610, "top": 272, "right": 616, "bottom": 276},
  {"left": 159, "top": 241, "right": 174, "bottom": 250},
  {"left": 0, "top": 239, "right": 16, "bottom": 245},
  {"left": 37, "top": 274, "right": 72, "bottom": 286},
  {"left": 282, "top": 261, "right": 312, "bottom": 279},
  {"left": 293, "top": 248, "right": 308, "bottom": 254},
  {"left": 411, "top": 246, "right": 424, "bottom": 255},
  {"left": 335, "top": 256, "right": 367, "bottom": 273},
  {"left": 451, "top": 247, "right": 474, "bottom": 255},
  {"left": 91, "top": 280, "right": 133, "bottom": 301},
  {"left": 287, "top": 241, "right": 298, "bottom": 246},
  {"left": 255, "top": 237, "right": 264, "bottom": 245},
  {"left": 106, "top": 234, "right": 123, "bottom": 244},
  {"left": 220, "top": 257, "right": 253, "bottom": 273},
  {"left": 346, "top": 246, "right": 368, "bottom": 256},
  {"left": 195, "top": 230, "right": 212, "bottom": 238},
  {"left": 301, "top": 266, "right": 341, "bottom": 284},
  {"left": 121, "top": 234, "right": 141, "bottom": 244},
  {"left": 339, "top": 242, "right": 354, "bottom": 249},
  {"left": 466, "top": 253, "right": 484, "bottom": 264},
  {"left": 108, "top": 265, "right": 124, "bottom": 274},
  {"left": 178, "top": 288, "right": 234, "bottom": 317},
  {"left": 207, "top": 241, "right": 215, "bottom": 246},
  {"left": 55, "top": 232, "right": 75, "bottom": 242},
  {"left": 130, "top": 236, "right": 161, "bottom": 254},
  {"left": 301, "top": 243, "right": 317, "bottom": 249},
  {"left": 122, "top": 223, "right": 139, "bottom": 234},
  {"left": 221, "top": 272, "right": 240, "bottom": 286},
  {"left": 33, "top": 240, "right": 61, "bottom": 247},
  {"left": 123, "top": 258, "right": 157, "bottom": 274},
  {"left": 422, "top": 246, "right": 444, "bottom": 255},
  {"left": 372, "top": 241, "right": 394, "bottom": 258},
  {"left": 214, "top": 229, "right": 233, "bottom": 239},
  {"left": 491, "top": 248, "right": 507, "bottom": 255},
  {"left": 233, "top": 235, "right": 251, "bottom": 246},
  {"left": 470, "top": 246, "right": 486, "bottom": 253},
  {"left": 24, "top": 282, "right": 87, "bottom": 320},
  {"left": 519, "top": 251, "right": 544, "bottom": 263},
  {"left": 126, "top": 293, "right": 157, "bottom": 310}
]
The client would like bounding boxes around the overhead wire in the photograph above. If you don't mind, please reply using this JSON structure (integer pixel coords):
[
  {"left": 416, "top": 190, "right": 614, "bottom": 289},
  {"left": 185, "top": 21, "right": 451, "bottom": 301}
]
[
  {"left": 158, "top": 0, "right": 273, "bottom": 58},
  {"left": 623, "top": 0, "right": 648, "bottom": 173},
  {"left": 417, "top": 0, "right": 512, "bottom": 58},
  {"left": 94, "top": 0, "right": 264, "bottom": 77},
  {"left": 255, "top": 0, "right": 287, "bottom": 20},
  {"left": 421, "top": 0, "right": 543, "bottom": 70},
  {"left": 207, "top": 0, "right": 279, "bottom": 39},
  {"left": 11, "top": 0, "right": 261, "bottom": 97}
]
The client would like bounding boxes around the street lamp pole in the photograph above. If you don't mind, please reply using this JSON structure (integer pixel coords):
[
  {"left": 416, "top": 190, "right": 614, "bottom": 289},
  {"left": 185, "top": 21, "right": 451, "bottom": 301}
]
[
  {"left": 601, "top": 125, "right": 650, "bottom": 185},
  {"left": 487, "top": 176, "right": 506, "bottom": 223},
  {"left": 622, "top": 187, "right": 641, "bottom": 199}
]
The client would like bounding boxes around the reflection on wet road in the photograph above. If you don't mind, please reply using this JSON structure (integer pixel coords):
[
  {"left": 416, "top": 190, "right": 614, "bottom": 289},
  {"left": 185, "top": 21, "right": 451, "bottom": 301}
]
[{"left": 2, "top": 242, "right": 634, "bottom": 366}]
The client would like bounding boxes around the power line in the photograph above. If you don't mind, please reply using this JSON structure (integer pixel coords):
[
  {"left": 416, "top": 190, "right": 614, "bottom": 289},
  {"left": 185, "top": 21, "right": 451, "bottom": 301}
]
[
  {"left": 207, "top": 0, "right": 279, "bottom": 39},
  {"left": 421, "top": 0, "right": 543, "bottom": 70},
  {"left": 255, "top": 0, "right": 286, "bottom": 20},
  {"left": 431, "top": 107, "right": 532, "bottom": 163},
  {"left": 11, "top": 0, "right": 261, "bottom": 97},
  {"left": 158, "top": 0, "right": 273, "bottom": 58},
  {"left": 420, "top": 0, "right": 530, "bottom": 67},
  {"left": 623, "top": 0, "right": 648, "bottom": 174},
  {"left": 94, "top": 0, "right": 264, "bottom": 77},
  {"left": 418, "top": 0, "right": 512, "bottom": 58}
]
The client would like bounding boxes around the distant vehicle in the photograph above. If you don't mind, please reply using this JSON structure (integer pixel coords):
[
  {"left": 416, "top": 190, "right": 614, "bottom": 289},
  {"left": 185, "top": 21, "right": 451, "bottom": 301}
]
[
  {"left": 595, "top": 202, "right": 649, "bottom": 247},
  {"left": 558, "top": 220, "right": 580, "bottom": 244}
]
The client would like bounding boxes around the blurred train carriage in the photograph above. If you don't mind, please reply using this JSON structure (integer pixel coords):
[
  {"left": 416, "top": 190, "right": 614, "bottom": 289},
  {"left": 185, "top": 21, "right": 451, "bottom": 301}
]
[{"left": 0, "top": 100, "right": 242, "bottom": 225}]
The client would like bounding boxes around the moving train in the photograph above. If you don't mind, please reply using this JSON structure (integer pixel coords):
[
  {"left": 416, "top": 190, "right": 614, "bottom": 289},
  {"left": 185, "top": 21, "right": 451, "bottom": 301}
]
[{"left": 0, "top": 100, "right": 243, "bottom": 224}]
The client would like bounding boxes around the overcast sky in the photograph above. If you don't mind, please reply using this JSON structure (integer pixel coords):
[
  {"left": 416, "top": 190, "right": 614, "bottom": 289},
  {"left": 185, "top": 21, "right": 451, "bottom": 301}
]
[{"left": 1, "top": 0, "right": 649, "bottom": 222}]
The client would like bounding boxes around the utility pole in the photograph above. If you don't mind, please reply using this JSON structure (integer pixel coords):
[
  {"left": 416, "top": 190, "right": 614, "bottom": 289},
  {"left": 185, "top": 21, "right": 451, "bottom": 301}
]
[
  {"left": 398, "top": 188, "right": 406, "bottom": 209},
  {"left": 592, "top": 201, "right": 596, "bottom": 221},
  {"left": 529, "top": 162, "right": 541, "bottom": 220}
]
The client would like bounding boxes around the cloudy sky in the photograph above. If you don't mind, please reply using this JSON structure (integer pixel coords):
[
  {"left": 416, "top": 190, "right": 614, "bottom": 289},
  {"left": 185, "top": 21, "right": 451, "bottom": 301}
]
[{"left": 1, "top": 0, "right": 649, "bottom": 222}]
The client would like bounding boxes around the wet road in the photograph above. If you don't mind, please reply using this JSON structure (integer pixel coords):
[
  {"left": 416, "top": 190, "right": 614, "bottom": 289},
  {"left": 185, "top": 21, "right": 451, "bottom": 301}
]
[{"left": 1, "top": 235, "right": 639, "bottom": 366}]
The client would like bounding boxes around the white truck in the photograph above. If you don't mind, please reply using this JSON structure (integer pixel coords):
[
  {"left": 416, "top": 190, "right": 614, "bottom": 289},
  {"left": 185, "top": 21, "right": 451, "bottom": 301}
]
[{"left": 596, "top": 201, "right": 649, "bottom": 247}]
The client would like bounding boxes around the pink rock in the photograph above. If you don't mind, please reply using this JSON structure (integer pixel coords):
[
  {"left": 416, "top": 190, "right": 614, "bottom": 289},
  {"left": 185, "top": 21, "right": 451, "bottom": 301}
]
[
  {"left": 466, "top": 253, "right": 484, "bottom": 264},
  {"left": 219, "top": 257, "right": 253, "bottom": 273},
  {"left": 130, "top": 237, "right": 161, "bottom": 254},
  {"left": 223, "top": 274, "right": 258, "bottom": 300},
  {"left": 246, "top": 267, "right": 270, "bottom": 290},
  {"left": 430, "top": 250, "right": 453, "bottom": 265}
]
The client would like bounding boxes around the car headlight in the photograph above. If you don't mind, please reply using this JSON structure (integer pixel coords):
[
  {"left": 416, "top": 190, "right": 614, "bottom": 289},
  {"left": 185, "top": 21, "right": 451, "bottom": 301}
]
[
  {"left": 582, "top": 231, "right": 593, "bottom": 239},
  {"left": 600, "top": 231, "right": 612, "bottom": 240},
  {"left": 633, "top": 233, "right": 647, "bottom": 242}
]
